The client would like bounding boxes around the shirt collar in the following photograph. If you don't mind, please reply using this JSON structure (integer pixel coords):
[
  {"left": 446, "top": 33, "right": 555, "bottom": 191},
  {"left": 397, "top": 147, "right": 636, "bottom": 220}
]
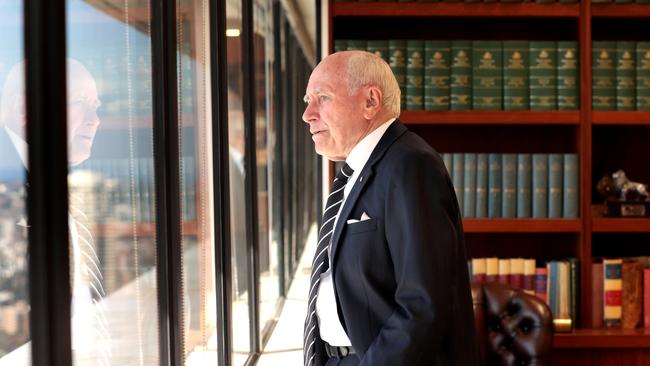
[
  {"left": 345, "top": 118, "right": 396, "bottom": 173},
  {"left": 4, "top": 126, "right": 28, "bottom": 168}
]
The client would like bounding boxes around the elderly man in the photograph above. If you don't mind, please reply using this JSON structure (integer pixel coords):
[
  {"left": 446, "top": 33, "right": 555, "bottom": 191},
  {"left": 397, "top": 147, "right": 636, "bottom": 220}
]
[
  {"left": 0, "top": 59, "right": 107, "bottom": 365},
  {"left": 302, "top": 51, "right": 478, "bottom": 366}
]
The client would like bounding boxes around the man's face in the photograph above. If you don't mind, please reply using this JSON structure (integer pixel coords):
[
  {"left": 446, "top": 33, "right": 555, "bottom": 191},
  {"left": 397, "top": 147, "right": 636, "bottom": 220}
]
[
  {"left": 67, "top": 65, "right": 100, "bottom": 166},
  {"left": 302, "top": 57, "right": 368, "bottom": 161}
]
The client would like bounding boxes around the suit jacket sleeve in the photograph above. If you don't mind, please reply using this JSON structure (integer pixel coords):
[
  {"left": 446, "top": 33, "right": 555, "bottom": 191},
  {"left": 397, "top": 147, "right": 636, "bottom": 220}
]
[{"left": 359, "top": 150, "right": 462, "bottom": 366}]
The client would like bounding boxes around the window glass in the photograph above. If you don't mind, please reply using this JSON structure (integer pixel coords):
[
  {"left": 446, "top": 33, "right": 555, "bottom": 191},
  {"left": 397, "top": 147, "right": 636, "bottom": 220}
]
[
  {"left": 253, "top": 0, "right": 281, "bottom": 341},
  {"left": 226, "top": 0, "right": 251, "bottom": 364},
  {"left": 67, "top": 1, "right": 160, "bottom": 364},
  {"left": 177, "top": 0, "right": 220, "bottom": 364},
  {"left": 0, "top": 1, "right": 30, "bottom": 363}
]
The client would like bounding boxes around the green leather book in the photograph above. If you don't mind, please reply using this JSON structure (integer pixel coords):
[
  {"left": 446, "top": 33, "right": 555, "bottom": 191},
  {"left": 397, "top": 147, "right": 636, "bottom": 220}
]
[
  {"left": 406, "top": 40, "right": 425, "bottom": 110},
  {"left": 502, "top": 154, "right": 517, "bottom": 219},
  {"left": 451, "top": 40, "right": 472, "bottom": 110},
  {"left": 464, "top": 153, "right": 477, "bottom": 218},
  {"left": 592, "top": 41, "right": 616, "bottom": 110},
  {"left": 532, "top": 154, "right": 548, "bottom": 218},
  {"left": 548, "top": 154, "right": 564, "bottom": 218},
  {"left": 616, "top": 41, "right": 636, "bottom": 111},
  {"left": 424, "top": 40, "right": 451, "bottom": 111},
  {"left": 476, "top": 153, "right": 488, "bottom": 218},
  {"left": 563, "top": 153, "right": 579, "bottom": 218},
  {"left": 367, "top": 40, "right": 389, "bottom": 63},
  {"left": 389, "top": 40, "right": 408, "bottom": 109},
  {"left": 636, "top": 42, "right": 650, "bottom": 111},
  {"left": 473, "top": 41, "right": 503, "bottom": 110},
  {"left": 637, "top": 0, "right": 650, "bottom": 3},
  {"left": 488, "top": 153, "right": 502, "bottom": 218},
  {"left": 503, "top": 41, "right": 529, "bottom": 110},
  {"left": 453, "top": 153, "right": 465, "bottom": 213},
  {"left": 334, "top": 40, "right": 348, "bottom": 53},
  {"left": 517, "top": 154, "right": 532, "bottom": 218},
  {"left": 530, "top": 42, "right": 557, "bottom": 111},
  {"left": 636, "top": 42, "right": 650, "bottom": 110},
  {"left": 347, "top": 40, "right": 368, "bottom": 51},
  {"left": 557, "top": 41, "right": 580, "bottom": 110}
]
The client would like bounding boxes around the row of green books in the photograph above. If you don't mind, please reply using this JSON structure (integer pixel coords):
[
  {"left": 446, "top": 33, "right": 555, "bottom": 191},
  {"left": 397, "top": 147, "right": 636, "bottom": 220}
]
[
  {"left": 468, "top": 257, "right": 579, "bottom": 330},
  {"left": 335, "top": 40, "right": 579, "bottom": 111},
  {"left": 441, "top": 153, "right": 579, "bottom": 219},
  {"left": 592, "top": 41, "right": 650, "bottom": 111}
]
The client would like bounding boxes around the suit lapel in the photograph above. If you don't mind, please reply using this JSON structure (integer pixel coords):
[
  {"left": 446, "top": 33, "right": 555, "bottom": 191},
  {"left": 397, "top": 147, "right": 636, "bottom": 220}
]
[{"left": 329, "top": 120, "right": 408, "bottom": 266}]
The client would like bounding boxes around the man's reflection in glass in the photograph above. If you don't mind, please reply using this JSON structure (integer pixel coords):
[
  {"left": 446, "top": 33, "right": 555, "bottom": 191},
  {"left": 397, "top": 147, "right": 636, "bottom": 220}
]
[{"left": 0, "top": 59, "right": 108, "bottom": 365}]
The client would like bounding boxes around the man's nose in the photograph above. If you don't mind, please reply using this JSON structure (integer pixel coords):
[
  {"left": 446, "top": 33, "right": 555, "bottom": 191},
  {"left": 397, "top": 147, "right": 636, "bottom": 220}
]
[
  {"left": 86, "top": 111, "right": 100, "bottom": 127},
  {"left": 302, "top": 102, "right": 317, "bottom": 124}
]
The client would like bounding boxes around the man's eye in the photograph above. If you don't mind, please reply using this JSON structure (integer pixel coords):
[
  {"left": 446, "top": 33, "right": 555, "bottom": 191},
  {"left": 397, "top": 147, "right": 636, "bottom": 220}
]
[{"left": 318, "top": 96, "right": 328, "bottom": 103}]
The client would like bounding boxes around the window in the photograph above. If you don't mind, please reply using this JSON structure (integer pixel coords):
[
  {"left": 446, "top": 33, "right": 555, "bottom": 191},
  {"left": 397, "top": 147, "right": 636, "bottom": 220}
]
[
  {"left": 0, "top": 1, "right": 29, "bottom": 362},
  {"left": 67, "top": 1, "right": 160, "bottom": 363}
]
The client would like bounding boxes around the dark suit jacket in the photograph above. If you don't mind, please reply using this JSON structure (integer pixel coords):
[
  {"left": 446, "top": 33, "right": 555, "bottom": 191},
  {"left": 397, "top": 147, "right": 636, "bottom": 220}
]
[{"left": 314, "top": 121, "right": 479, "bottom": 366}]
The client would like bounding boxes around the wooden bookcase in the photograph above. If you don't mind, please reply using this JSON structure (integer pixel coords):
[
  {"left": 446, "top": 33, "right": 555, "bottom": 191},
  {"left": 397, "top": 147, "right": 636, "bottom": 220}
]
[{"left": 328, "top": 1, "right": 650, "bottom": 364}]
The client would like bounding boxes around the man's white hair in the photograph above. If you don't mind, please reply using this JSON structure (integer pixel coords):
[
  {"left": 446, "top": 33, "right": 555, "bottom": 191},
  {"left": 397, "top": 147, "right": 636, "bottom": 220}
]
[{"left": 345, "top": 51, "right": 401, "bottom": 117}]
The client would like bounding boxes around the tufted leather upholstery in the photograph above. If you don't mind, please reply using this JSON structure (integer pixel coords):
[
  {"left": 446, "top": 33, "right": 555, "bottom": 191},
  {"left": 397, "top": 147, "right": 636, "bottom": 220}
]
[{"left": 471, "top": 282, "right": 554, "bottom": 366}]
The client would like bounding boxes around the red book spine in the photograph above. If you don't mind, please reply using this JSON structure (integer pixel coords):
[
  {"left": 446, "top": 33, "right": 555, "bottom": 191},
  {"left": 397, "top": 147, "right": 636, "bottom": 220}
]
[
  {"left": 592, "top": 263, "right": 604, "bottom": 328},
  {"left": 511, "top": 274, "right": 524, "bottom": 289},
  {"left": 498, "top": 259, "right": 510, "bottom": 285},
  {"left": 643, "top": 268, "right": 650, "bottom": 328},
  {"left": 523, "top": 275, "right": 534, "bottom": 293},
  {"left": 473, "top": 273, "right": 487, "bottom": 284},
  {"left": 535, "top": 268, "right": 548, "bottom": 304}
]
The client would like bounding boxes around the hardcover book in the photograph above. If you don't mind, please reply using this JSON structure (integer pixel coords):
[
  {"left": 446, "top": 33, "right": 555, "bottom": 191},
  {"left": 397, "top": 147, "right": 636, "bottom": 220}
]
[{"left": 424, "top": 40, "right": 451, "bottom": 111}]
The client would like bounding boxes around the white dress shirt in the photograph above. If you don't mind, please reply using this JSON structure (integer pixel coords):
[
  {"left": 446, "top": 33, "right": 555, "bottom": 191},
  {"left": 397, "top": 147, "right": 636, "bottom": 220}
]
[
  {"left": 4, "top": 126, "right": 97, "bottom": 352},
  {"left": 316, "top": 118, "right": 395, "bottom": 346}
]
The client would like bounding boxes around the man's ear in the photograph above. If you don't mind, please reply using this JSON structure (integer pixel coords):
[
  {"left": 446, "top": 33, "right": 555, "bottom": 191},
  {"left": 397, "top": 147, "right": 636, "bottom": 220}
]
[{"left": 362, "top": 86, "right": 383, "bottom": 120}]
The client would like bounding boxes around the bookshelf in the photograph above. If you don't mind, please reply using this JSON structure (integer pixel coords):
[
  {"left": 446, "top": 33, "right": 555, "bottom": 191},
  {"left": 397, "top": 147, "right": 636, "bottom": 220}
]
[{"left": 329, "top": 0, "right": 650, "bottom": 363}]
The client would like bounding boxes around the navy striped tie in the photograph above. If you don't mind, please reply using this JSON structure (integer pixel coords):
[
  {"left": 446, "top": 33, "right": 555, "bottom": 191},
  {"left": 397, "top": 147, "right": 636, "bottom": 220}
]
[{"left": 303, "top": 163, "right": 353, "bottom": 366}]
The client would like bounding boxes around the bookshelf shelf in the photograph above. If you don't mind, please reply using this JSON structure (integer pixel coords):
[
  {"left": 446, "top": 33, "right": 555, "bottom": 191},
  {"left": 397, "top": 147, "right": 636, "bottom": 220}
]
[
  {"left": 463, "top": 219, "right": 581, "bottom": 233},
  {"left": 592, "top": 111, "right": 650, "bottom": 125},
  {"left": 592, "top": 3, "right": 650, "bottom": 18},
  {"left": 554, "top": 328, "right": 650, "bottom": 349},
  {"left": 592, "top": 218, "right": 650, "bottom": 233},
  {"left": 333, "top": 2, "right": 580, "bottom": 18},
  {"left": 400, "top": 110, "right": 580, "bottom": 125}
]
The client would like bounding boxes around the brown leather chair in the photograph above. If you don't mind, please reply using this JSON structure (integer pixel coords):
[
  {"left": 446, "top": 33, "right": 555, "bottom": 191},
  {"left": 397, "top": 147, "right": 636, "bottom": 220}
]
[{"left": 471, "top": 282, "right": 554, "bottom": 366}]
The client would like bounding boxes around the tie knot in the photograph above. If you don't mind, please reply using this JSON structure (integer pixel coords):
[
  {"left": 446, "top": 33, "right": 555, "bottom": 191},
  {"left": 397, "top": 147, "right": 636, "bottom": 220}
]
[{"left": 335, "top": 163, "right": 354, "bottom": 182}]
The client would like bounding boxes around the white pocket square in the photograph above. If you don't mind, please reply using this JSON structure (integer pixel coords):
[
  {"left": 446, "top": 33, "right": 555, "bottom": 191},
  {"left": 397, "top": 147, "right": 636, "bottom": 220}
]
[{"left": 347, "top": 212, "right": 371, "bottom": 224}]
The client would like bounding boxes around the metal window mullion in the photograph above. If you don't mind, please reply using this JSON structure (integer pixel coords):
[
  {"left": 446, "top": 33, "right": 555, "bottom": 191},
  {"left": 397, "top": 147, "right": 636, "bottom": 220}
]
[
  {"left": 315, "top": 0, "right": 323, "bottom": 233},
  {"left": 151, "top": 0, "right": 183, "bottom": 364},
  {"left": 241, "top": 0, "right": 262, "bottom": 358},
  {"left": 208, "top": 0, "right": 233, "bottom": 364},
  {"left": 272, "top": 0, "right": 286, "bottom": 298},
  {"left": 25, "top": 0, "right": 72, "bottom": 365}
]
